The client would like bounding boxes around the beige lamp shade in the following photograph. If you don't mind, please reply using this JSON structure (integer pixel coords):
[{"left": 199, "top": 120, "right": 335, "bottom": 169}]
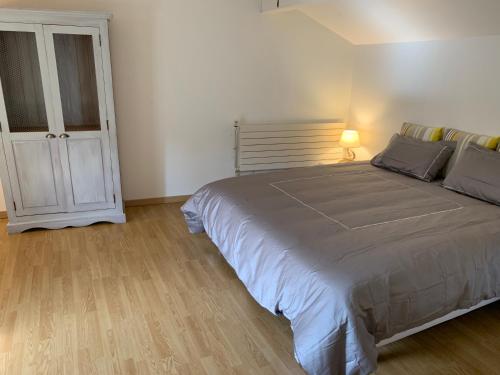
[{"left": 339, "top": 130, "right": 360, "bottom": 148}]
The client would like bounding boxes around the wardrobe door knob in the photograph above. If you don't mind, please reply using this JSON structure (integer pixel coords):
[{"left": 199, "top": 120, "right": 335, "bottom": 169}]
[
  {"left": 59, "top": 133, "right": 70, "bottom": 139},
  {"left": 45, "top": 133, "right": 56, "bottom": 139}
]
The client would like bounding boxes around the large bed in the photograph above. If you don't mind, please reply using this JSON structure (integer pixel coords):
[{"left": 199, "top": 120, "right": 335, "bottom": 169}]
[{"left": 181, "top": 161, "right": 500, "bottom": 375}]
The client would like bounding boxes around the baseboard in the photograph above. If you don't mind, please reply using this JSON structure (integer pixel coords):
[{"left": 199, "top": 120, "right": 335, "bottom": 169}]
[
  {"left": 0, "top": 211, "right": 6, "bottom": 219},
  {"left": 124, "top": 195, "right": 190, "bottom": 207}
]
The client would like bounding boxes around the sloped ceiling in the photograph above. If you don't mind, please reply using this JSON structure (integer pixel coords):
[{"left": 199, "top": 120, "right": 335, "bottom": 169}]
[{"left": 287, "top": 0, "right": 500, "bottom": 45}]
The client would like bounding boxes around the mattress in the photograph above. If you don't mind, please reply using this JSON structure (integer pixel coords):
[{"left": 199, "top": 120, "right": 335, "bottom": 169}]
[{"left": 181, "top": 162, "right": 500, "bottom": 375}]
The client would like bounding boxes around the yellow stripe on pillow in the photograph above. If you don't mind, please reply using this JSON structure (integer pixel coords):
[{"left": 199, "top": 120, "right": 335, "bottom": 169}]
[
  {"left": 401, "top": 122, "right": 443, "bottom": 142},
  {"left": 486, "top": 136, "right": 500, "bottom": 149},
  {"left": 443, "top": 129, "right": 499, "bottom": 150},
  {"left": 443, "top": 128, "right": 500, "bottom": 175}
]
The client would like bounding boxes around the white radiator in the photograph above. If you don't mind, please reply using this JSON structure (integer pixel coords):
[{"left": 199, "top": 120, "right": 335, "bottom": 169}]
[{"left": 234, "top": 120, "right": 345, "bottom": 174}]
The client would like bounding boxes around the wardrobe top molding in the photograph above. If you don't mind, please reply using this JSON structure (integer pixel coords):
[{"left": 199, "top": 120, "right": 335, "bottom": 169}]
[{"left": 0, "top": 8, "right": 112, "bottom": 27}]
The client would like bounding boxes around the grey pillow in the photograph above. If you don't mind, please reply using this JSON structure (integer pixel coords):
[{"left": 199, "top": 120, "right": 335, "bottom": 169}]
[
  {"left": 372, "top": 134, "right": 454, "bottom": 182},
  {"left": 443, "top": 144, "right": 500, "bottom": 205}
]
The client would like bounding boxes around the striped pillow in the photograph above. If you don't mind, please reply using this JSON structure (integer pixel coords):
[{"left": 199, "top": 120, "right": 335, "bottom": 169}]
[
  {"left": 400, "top": 122, "right": 443, "bottom": 142},
  {"left": 443, "top": 128, "right": 500, "bottom": 175}
]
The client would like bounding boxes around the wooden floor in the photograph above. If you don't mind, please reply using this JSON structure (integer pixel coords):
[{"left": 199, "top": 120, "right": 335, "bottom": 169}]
[{"left": 0, "top": 204, "right": 499, "bottom": 375}]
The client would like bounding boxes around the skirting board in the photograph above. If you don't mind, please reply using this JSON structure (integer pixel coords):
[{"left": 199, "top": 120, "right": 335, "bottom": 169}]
[{"left": 125, "top": 195, "right": 190, "bottom": 207}]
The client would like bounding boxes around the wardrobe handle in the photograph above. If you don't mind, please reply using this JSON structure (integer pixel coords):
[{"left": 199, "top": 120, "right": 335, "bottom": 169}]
[
  {"left": 59, "top": 133, "right": 70, "bottom": 139},
  {"left": 45, "top": 133, "right": 56, "bottom": 139}
]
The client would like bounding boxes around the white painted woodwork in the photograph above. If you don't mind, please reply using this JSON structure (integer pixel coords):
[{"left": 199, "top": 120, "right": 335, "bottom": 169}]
[
  {"left": 65, "top": 137, "right": 113, "bottom": 207},
  {"left": 0, "top": 9, "right": 125, "bottom": 233},
  {"left": 43, "top": 25, "right": 115, "bottom": 213},
  {"left": 0, "top": 22, "right": 66, "bottom": 217},
  {"left": 68, "top": 139, "right": 106, "bottom": 205},
  {"left": 6, "top": 213, "right": 126, "bottom": 234},
  {"left": 11, "top": 140, "right": 61, "bottom": 211},
  {"left": 235, "top": 121, "right": 345, "bottom": 173},
  {"left": 0, "top": 9, "right": 111, "bottom": 26}
]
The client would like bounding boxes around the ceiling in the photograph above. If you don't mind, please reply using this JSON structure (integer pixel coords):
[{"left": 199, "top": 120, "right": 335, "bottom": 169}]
[{"left": 288, "top": 0, "right": 500, "bottom": 45}]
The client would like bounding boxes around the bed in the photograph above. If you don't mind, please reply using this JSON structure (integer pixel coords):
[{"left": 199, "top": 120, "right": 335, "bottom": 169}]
[{"left": 181, "top": 161, "right": 500, "bottom": 375}]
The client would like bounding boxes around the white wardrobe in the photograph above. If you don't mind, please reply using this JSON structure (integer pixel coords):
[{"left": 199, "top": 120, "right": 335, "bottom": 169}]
[{"left": 0, "top": 9, "right": 125, "bottom": 234}]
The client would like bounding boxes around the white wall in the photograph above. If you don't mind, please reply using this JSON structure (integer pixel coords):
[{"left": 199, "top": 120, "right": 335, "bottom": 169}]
[
  {"left": 348, "top": 36, "right": 500, "bottom": 159},
  {"left": 0, "top": 0, "right": 354, "bottom": 211}
]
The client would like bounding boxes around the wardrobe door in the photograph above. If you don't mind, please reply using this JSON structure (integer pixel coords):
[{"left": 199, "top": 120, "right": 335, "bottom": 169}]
[
  {"left": 44, "top": 25, "right": 115, "bottom": 212},
  {"left": 0, "top": 23, "right": 66, "bottom": 216}
]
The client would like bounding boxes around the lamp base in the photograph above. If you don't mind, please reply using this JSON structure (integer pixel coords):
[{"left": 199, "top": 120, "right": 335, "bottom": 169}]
[{"left": 342, "top": 148, "right": 356, "bottom": 161}]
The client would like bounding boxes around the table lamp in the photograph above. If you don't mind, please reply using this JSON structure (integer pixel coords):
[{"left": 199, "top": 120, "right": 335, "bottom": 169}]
[{"left": 339, "top": 130, "right": 360, "bottom": 161}]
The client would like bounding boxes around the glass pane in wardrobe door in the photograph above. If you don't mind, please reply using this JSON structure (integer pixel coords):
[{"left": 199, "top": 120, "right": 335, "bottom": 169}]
[
  {"left": 0, "top": 31, "right": 49, "bottom": 132},
  {"left": 53, "top": 34, "right": 101, "bottom": 132}
]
